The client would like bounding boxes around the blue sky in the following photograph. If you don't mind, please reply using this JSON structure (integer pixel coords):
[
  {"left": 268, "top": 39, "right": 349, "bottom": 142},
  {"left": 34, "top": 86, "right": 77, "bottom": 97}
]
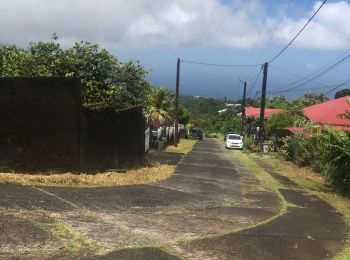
[{"left": 1, "top": 0, "right": 350, "bottom": 99}]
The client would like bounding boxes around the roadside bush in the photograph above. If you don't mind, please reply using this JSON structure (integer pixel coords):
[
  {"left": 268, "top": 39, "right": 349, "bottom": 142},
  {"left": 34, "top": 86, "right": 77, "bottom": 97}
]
[
  {"left": 243, "top": 136, "right": 254, "bottom": 150},
  {"left": 317, "top": 127, "right": 350, "bottom": 190},
  {"left": 278, "top": 127, "right": 350, "bottom": 191}
]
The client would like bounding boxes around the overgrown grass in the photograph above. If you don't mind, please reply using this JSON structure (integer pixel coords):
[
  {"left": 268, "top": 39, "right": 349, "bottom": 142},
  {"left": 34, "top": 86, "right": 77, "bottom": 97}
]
[
  {"left": 165, "top": 139, "right": 197, "bottom": 154},
  {"left": 250, "top": 153, "right": 350, "bottom": 260},
  {"left": 0, "top": 165, "right": 175, "bottom": 187}
]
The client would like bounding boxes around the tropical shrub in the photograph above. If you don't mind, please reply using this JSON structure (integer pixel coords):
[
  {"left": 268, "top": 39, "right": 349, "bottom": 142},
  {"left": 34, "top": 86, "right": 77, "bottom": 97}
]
[
  {"left": 278, "top": 127, "right": 350, "bottom": 191},
  {"left": 243, "top": 136, "right": 254, "bottom": 150}
]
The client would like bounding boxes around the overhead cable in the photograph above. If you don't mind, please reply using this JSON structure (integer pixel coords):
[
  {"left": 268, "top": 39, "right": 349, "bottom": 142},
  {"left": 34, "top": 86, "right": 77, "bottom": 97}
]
[
  {"left": 247, "top": 66, "right": 263, "bottom": 96},
  {"left": 268, "top": 0, "right": 327, "bottom": 63},
  {"left": 254, "top": 0, "right": 295, "bottom": 64},
  {"left": 180, "top": 59, "right": 261, "bottom": 67},
  {"left": 269, "top": 51, "right": 350, "bottom": 92},
  {"left": 240, "top": 0, "right": 274, "bottom": 80},
  {"left": 324, "top": 78, "right": 350, "bottom": 95},
  {"left": 270, "top": 52, "right": 350, "bottom": 94},
  {"left": 269, "top": 65, "right": 329, "bottom": 87}
]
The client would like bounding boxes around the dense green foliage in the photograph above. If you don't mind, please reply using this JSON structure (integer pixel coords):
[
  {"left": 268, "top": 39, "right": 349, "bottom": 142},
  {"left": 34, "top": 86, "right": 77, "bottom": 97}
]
[
  {"left": 0, "top": 36, "right": 179, "bottom": 126},
  {"left": 335, "top": 88, "right": 350, "bottom": 99},
  {"left": 266, "top": 93, "right": 329, "bottom": 116},
  {"left": 265, "top": 112, "right": 300, "bottom": 136},
  {"left": 0, "top": 37, "right": 152, "bottom": 109},
  {"left": 180, "top": 96, "right": 241, "bottom": 134},
  {"left": 279, "top": 127, "right": 350, "bottom": 192}
]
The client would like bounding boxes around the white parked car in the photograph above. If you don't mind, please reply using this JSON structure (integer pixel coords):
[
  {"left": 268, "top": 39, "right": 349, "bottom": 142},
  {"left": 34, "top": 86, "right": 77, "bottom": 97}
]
[{"left": 225, "top": 134, "right": 243, "bottom": 149}]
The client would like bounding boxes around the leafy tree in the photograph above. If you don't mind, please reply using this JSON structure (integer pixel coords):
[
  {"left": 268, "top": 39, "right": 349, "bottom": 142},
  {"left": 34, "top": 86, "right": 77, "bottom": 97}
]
[
  {"left": 335, "top": 88, "right": 350, "bottom": 99},
  {"left": 218, "top": 117, "right": 241, "bottom": 134},
  {"left": 0, "top": 36, "right": 153, "bottom": 110},
  {"left": 296, "top": 92, "right": 329, "bottom": 107},
  {"left": 286, "top": 92, "right": 329, "bottom": 116},
  {"left": 245, "top": 97, "right": 261, "bottom": 107},
  {"left": 178, "top": 107, "right": 191, "bottom": 126},
  {"left": 266, "top": 96, "right": 289, "bottom": 109},
  {"left": 265, "top": 112, "right": 300, "bottom": 137}
]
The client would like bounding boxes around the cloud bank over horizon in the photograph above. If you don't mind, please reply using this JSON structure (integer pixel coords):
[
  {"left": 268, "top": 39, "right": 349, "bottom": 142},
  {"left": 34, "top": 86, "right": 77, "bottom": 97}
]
[{"left": 1, "top": 0, "right": 350, "bottom": 50}]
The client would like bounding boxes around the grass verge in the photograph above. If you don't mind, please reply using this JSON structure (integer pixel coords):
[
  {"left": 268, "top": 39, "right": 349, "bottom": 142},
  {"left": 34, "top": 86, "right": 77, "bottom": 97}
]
[
  {"left": 250, "top": 153, "right": 350, "bottom": 260},
  {"left": 165, "top": 139, "right": 197, "bottom": 154},
  {"left": 226, "top": 151, "right": 287, "bottom": 212},
  {"left": 0, "top": 165, "right": 175, "bottom": 187}
]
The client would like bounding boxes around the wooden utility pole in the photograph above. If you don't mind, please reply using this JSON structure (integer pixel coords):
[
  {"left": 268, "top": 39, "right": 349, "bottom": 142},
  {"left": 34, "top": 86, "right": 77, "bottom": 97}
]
[
  {"left": 258, "top": 62, "right": 268, "bottom": 146},
  {"left": 241, "top": 81, "right": 247, "bottom": 136},
  {"left": 174, "top": 58, "right": 180, "bottom": 147}
]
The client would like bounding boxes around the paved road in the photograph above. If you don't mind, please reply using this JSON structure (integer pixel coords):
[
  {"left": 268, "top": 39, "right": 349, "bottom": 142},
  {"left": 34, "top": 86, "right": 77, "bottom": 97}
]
[{"left": 0, "top": 139, "right": 347, "bottom": 259}]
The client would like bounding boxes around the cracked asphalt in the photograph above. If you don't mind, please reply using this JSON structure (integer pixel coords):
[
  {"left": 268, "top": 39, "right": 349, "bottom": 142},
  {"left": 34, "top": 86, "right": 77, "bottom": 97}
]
[{"left": 0, "top": 139, "right": 348, "bottom": 259}]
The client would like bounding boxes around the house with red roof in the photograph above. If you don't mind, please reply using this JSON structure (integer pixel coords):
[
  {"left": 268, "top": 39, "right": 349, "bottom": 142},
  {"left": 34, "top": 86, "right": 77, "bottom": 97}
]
[
  {"left": 303, "top": 96, "right": 350, "bottom": 131},
  {"left": 242, "top": 106, "right": 283, "bottom": 136},
  {"left": 245, "top": 106, "right": 283, "bottom": 119}
]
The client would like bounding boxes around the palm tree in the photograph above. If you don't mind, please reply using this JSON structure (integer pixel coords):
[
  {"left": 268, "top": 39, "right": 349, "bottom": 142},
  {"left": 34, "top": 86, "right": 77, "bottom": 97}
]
[{"left": 145, "top": 87, "right": 174, "bottom": 127}]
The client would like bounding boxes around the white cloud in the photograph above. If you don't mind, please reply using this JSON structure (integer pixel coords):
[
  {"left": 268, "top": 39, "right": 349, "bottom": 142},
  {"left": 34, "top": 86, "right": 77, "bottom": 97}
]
[
  {"left": 275, "top": 1, "right": 350, "bottom": 49},
  {"left": 1, "top": 0, "right": 350, "bottom": 50},
  {"left": 0, "top": 0, "right": 268, "bottom": 48}
]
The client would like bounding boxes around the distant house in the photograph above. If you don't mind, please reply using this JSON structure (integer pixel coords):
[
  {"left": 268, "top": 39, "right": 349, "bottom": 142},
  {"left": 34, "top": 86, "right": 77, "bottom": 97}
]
[
  {"left": 241, "top": 106, "right": 283, "bottom": 136},
  {"left": 245, "top": 106, "right": 283, "bottom": 119},
  {"left": 218, "top": 108, "right": 228, "bottom": 114},
  {"left": 303, "top": 96, "right": 350, "bottom": 131},
  {"left": 226, "top": 103, "right": 241, "bottom": 107}
]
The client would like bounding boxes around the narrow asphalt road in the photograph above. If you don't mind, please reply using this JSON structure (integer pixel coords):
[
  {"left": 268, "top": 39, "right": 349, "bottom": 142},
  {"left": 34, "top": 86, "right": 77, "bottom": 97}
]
[{"left": 0, "top": 139, "right": 347, "bottom": 259}]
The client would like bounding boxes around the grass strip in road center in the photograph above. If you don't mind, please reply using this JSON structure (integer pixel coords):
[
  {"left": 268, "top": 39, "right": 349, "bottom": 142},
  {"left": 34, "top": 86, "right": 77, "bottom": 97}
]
[
  {"left": 0, "top": 165, "right": 175, "bottom": 187},
  {"left": 165, "top": 139, "right": 197, "bottom": 154},
  {"left": 225, "top": 151, "right": 288, "bottom": 214},
  {"left": 249, "top": 153, "right": 350, "bottom": 260}
]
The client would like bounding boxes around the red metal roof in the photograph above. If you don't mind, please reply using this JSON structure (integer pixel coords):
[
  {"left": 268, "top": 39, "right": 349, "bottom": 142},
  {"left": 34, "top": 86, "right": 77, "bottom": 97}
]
[
  {"left": 303, "top": 96, "right": 350, "bottom": 131},
  {"left": 245, "top": 106, "right": 283, "bottom": 119}
]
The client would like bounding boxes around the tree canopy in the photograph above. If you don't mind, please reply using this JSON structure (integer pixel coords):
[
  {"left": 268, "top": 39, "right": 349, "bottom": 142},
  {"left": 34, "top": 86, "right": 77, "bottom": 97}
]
[
  {"left": 335, "top": 88, "right": 350, "bottom": 99},
  {"left": 0, "top": 36, "right": 183, "bottom": 126},
  {"left": 0, "top": 36, "right": 152, "bottom": 110}
]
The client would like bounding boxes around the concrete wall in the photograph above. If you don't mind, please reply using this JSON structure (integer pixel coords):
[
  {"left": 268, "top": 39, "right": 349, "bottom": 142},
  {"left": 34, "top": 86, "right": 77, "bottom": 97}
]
[{"left": 0, "top": 77, "right": 81, "bottom": 170}]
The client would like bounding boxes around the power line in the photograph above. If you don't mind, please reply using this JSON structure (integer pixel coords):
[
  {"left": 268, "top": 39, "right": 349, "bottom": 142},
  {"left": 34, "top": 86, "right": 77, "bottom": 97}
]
[
  {"left": 268, "top": 86, "right": 334, "bottom": 95},
  {"left": 270, "top": 52, "right": 350, "bottom": 94},
  {"left": 268, "top": 0, "right": 327, "bottom": 63},
  {"left": 180, "top": 59, "right": 261, "bottom": 67},
  {"left": 240, "top": 0, "right": 274, "bottom": 80},
  {"left": 324, "top": 78, "right": 350, "bottom": 95},
  {"left": 247, "top": 66, "right": 263, "bottom": 96},
  {"left": 269, "top": 51, "right": 350, "bottom": 92},
  {"left": 269, "top": 65, "right": 329, "bottom": 87},
  {"left": 287, "top": 0, "right": 314, "bottom": 36},
  {"left": 254, "top": 0, "right": 295, "bottom": 64}
]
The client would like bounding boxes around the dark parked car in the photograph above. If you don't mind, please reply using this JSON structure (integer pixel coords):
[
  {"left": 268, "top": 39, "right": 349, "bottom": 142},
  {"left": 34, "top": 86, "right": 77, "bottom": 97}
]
[{"left": 191, "top": 128, "right": 203, "bottom": 140}]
